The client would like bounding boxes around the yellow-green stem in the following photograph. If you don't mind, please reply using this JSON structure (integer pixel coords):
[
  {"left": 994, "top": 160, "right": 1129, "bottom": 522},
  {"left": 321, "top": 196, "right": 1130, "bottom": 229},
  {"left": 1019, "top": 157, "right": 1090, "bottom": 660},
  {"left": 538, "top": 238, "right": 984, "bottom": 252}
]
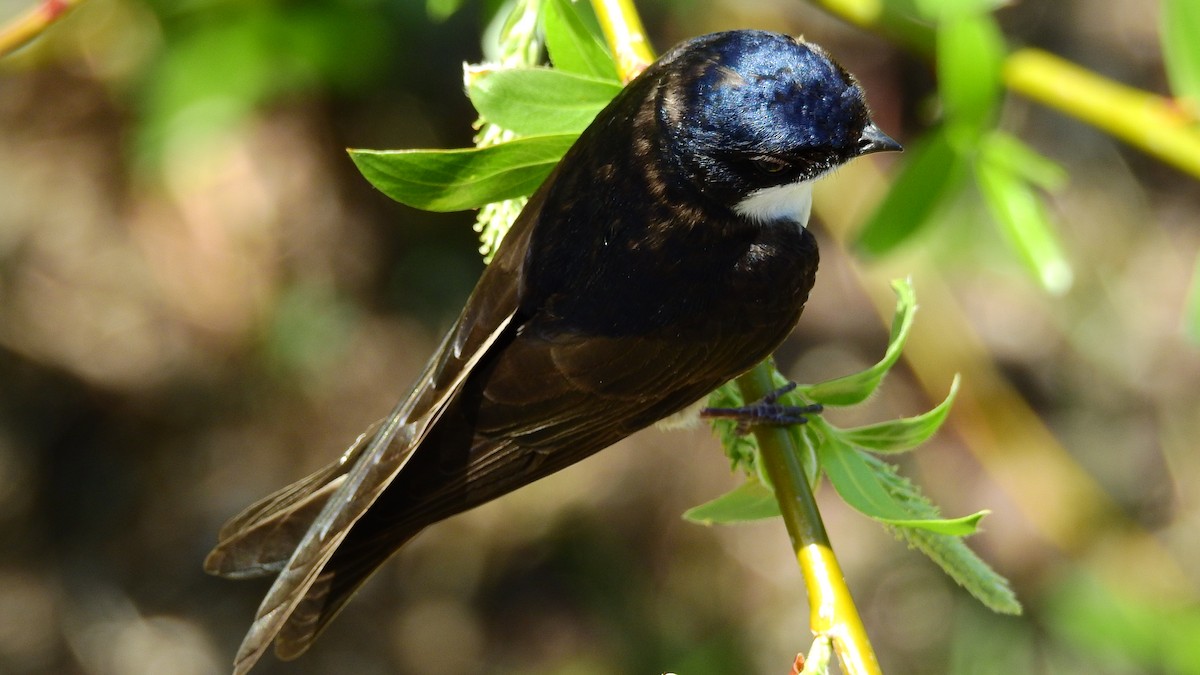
[
  {"left": 809, "top": 0, "right": 1200, "bottom": 180},
  {"left": 736, "top": 366, "right": 882, "bottom": 675},
  {"left": 591, "top": 1, "right": 882, "bottom": 671},
  {"left": 0, "top": 0, "right": 88, "bottom": 58},
  {"left": 590, "top": 0, "right": 655, "bottom": 82},
  {"left": 1004, "top": 47, "right": 1200, "bottom": 179}
]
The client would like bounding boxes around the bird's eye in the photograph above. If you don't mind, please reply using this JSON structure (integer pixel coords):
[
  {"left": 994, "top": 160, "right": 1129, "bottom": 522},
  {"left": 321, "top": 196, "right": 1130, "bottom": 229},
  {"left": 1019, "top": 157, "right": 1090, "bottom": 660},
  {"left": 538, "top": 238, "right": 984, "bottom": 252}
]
[{"left": 750, "top": 156, "right": 790, "bottom": 175}]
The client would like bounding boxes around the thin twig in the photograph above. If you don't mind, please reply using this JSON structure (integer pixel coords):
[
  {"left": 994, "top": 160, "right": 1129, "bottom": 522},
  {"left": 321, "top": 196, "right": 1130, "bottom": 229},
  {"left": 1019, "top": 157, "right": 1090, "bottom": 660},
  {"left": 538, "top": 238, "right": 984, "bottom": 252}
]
[
  {"left": 0, "top": 0, "right": 87, "bottom": 59},
  {"left": 590, "top": 1, "right": 883, "bottom": 672}
]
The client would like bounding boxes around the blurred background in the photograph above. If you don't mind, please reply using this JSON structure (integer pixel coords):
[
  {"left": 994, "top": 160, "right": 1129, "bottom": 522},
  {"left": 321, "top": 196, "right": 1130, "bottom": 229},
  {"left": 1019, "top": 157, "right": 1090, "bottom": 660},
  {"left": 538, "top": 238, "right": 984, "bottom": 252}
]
[{"left": 1, "top": 0, "right": 1198, "bottom": 673}]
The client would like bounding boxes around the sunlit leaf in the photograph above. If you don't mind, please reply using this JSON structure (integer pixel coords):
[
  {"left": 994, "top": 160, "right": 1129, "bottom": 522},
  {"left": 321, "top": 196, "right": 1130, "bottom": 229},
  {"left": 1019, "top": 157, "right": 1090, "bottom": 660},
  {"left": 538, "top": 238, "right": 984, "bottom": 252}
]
[
  {"left": 800, "top": 278, "right": 916, "bottom": 406},
  {"left": 814, "top": 422, "right": 984, "bottom": 536},
  {"left": 542, "top": 0, "right": 619, "bottom": 80},
  {"left": 1162, "top": 0, "right": 1200, "bottom": 104},
  {"left": 840, "top": 375, "right": 959, "bottom": 453},
  {"left": 468, "top": 67, "right": 621, "bottom": 136},
  {"left": 858, "top": 453, "right": 1022, "bottom": 614},
  {"left": 349, "top": 134, "right": 576, "bottom": 212},
  {"left": 982, "top": 132, "right": 1068, "bottom": 191},
  {"left": 682, "top": 479, "right": 780, "bottom": 524},
  {"left": 908, "top": 0, "right": 1008, "bottom": 22},
  {"left": 817, "top": 434, "right": 984, "bottom": 537},
  {"left": 854, "top": 127, "right": 970, "bottom": 256},
  {"left": 976, "top": 153, "right": 1074, "bottom": 294},
  {"left": 938, "top": 12, "right": 1006, "bottom": 139}
]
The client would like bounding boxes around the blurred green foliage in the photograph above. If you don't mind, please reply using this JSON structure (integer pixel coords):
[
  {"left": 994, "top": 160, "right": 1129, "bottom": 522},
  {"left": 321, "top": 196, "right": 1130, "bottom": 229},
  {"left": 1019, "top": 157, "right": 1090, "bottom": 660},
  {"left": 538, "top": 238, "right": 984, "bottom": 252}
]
[
  {"left": 134, "top": 0, "right": 395, "bottom": 171},
  {"left": 2, "top": 0, "right": 1200, "bottom": 674}
]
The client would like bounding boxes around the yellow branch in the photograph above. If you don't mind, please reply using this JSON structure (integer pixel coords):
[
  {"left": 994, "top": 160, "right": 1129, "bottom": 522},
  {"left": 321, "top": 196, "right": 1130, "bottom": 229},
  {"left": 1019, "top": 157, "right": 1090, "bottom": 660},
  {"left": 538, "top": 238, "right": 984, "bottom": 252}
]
[
  {"left": 1004, "top": 47, "right": 1200, "bottom": 179},
  {"left": 589, "top": 0, "right": 655, "bottom": 82},
  {"left": 589, "top": 2, "right": 884, "bottom": 670},
  {"left": 0, "top": 0, "right": 88, "bottom": 59},
  {"left": 809, "top": 0, "right": 1200, "bottom": 179},
  {"left": 737, "top": 367, "right": 882, "bottom": 675}
]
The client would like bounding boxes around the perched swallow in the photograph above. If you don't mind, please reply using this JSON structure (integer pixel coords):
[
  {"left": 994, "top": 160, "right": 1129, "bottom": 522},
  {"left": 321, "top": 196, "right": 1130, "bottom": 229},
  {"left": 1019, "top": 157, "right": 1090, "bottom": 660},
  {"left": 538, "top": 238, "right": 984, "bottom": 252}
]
[{"left": 206, "top": 29, "right": 900, "bottom": 672}]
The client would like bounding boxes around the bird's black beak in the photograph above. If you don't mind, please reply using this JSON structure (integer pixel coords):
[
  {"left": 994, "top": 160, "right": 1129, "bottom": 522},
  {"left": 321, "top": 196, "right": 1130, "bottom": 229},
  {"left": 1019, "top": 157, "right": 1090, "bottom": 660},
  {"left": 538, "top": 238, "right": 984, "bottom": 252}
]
[{"left": 857, "top": 123, "right": 902, "bottom": 156}]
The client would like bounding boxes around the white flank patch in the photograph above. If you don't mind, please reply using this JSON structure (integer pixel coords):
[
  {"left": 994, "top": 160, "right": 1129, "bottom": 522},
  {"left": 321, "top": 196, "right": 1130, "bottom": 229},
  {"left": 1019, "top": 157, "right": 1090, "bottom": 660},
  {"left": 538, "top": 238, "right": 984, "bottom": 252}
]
[
  {"left": 733, "top": 178, "right": 816, "bottom": 228},
  {"left": 654, "top": 397, "right": 708, "bottom": 430}
]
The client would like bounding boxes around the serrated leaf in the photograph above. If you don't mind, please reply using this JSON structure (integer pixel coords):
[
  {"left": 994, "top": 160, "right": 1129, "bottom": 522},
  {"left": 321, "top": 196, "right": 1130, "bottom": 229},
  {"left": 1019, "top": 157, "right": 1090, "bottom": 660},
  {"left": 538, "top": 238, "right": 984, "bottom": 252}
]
[
  {"left": 976, "top": 153, "right": 1074, "bottom": 295},
  {"left": 815, "top": 421, "right": 984, "bottom": 536},
  {"left": 938, "top": 13, "right": 1006, "bottom": 140},
  {"left": 683, "top": 479, "right": 781, "bottom": 524},
  {"left": 898, "top": 524, "right": 1022, "bottom": 614},
  {"left": 1162, "top": 0, "right": 1200, "bottom": 104},
  {"left": 858, "top": 453, "right": 1021, "bottom": 614},
  {"left": 854, "top": 127, "right": 970, "bottom": 256},
  {"left": 800, "top": 278, "right": 916, "bottom": 406},
  {"left": 468, "top": 67, "right": 621, "bottom": 136},
  {"left": 839, "top": 375, "right": 959, "bottom": 453},
  {"left": 542, "top": 0, "right": 619, "bottom": 80},
  {"left": 349, "top": 134, "right": 576, "bottom": 212}
]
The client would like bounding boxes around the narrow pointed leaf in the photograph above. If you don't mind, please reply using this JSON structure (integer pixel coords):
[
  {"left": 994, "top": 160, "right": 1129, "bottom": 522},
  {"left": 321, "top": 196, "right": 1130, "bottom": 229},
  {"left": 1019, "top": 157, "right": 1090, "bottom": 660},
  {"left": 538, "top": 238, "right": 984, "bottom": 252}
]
[
  {"left": 349, "top": 134, "right": 576, "bottom": 212},
  {"left": 542, "top": 0, "right": 618, "bottom": 80},
  {"left": 840, "top": 375, "right": 959, "bottom": 453},
  {"left": 854, "top": 128, "right": 970, "bottom": 256},
  {"left": 468, "top": 67, "right": 621, "bottom": 136},
  {"left": 816, "top": 421, "right": 983, "bottom": 536},
  {"left": 976, "top": 153, "right": 1073, "bottom": 294},
  {"left": 682, "top": 479, "right": 781, "bottom": 524},
  {"left": 938, "top": 13, "right": 1006, "bottom": 139},
  {"left": 1162, "top": 0, "right": 1200, "bottom": 103},
  {"left": 800, "top": 278, "right": 916, "bottom": 406},
  {"left": 857, "top": 452, "right": 1022, "bottom": 614},
  {"left": 981, "top": 132, "right": 1068, "bottom": 191}
]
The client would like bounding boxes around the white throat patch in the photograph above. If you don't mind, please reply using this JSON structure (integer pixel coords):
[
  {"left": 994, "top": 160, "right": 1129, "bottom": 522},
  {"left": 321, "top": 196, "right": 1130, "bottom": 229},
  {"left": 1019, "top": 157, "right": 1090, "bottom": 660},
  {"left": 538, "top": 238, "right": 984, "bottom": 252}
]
[{"left": 733, "top": 178, "right": 816, "bottom": 228}]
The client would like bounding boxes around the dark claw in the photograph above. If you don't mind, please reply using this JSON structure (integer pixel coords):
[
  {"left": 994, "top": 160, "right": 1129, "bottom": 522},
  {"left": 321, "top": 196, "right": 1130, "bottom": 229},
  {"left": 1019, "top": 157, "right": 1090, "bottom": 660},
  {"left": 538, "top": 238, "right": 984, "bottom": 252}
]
[{"left": 700, "top": 381, "right": 822, "bottom": 434}]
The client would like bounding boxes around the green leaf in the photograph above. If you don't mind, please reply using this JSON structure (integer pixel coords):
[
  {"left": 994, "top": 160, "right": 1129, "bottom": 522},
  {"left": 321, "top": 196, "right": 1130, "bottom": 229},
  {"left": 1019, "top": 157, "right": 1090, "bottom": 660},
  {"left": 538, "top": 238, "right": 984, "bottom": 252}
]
[
  {"left": 542, "top": 0, "right": 619, "bottom": 80},
  {"left": 682, "top": 479, "right": 781, "bottom": 524},
  {"left": 938, "top": 12, "right": 1006, "bottom": 140},
  {"left": 1185, "top": 251, "right": 1200, "bottom": 345},
  {"left": 815, "top": 423, "right": 984, "bottom": 536},
  {"left": 426, "top": 0, "right": 466, "bottom": 22},
  {"left": 908, "top": 0, "right": 1007, "bottom": 22},
  {"left": 349, "top": 134, "right": 577, "bottom": 212},
  {"left": 858, "top": 453, "right": 1022, "bottom": 614},
  {"left": 1162, "top": 0, "right": 1200, "bottom": 103},
  {"left": 800, "top": 278, "right": 916, "bottom": 406},
  {"left": 975, "top": 150, "right": 1074, "bottom": 295},
  {"left": 854, "top": 127, "right": 970, "bottom": 256},
  {"left": 899, "top": 522, "right": 1023, "bottom": 614},
  {"left": 981, "top": 132, "right": 1068, "bottom": 191},
  {"left": 468, "top": 67, "right": 621, "bottom": 136},
  {"left": 840, "top": 375, "right": 959, "bottom": 453}
]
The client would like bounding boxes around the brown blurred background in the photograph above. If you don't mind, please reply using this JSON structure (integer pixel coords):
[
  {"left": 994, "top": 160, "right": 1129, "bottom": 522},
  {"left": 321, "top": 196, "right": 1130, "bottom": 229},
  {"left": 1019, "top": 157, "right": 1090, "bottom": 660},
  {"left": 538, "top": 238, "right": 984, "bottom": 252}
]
[{"left": 1, "top": 0, "right": 1198, "bottom": 673}]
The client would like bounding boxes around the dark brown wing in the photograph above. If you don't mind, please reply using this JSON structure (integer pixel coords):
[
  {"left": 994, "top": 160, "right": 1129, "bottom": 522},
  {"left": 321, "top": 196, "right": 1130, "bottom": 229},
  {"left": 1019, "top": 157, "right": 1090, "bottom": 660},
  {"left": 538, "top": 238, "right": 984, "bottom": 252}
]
[
  {"left": 264, "top": 301, "right": 803, "bottom": 657},
  {"left": 211, "top": 183, "right": 548, "bottom": 675},
  {"left": 204, "top": 422, "right": 380, "bottom": 580}
]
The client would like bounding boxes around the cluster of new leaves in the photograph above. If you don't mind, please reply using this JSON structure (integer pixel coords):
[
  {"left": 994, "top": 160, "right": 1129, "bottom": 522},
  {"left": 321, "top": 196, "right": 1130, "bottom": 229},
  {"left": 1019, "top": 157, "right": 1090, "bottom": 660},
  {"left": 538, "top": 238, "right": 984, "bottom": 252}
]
[
  {"left": 854, "top": 1, "right": 1073, "bottom": 296},
  {"left": 688, "top": 281, "right": 1019, "bottom": 615},
  {"left": 348, "top": 0, "right": 1017, "bottom": 617},
  {"left": 350, "top": 0, "right": 618, "bottom": 225}
]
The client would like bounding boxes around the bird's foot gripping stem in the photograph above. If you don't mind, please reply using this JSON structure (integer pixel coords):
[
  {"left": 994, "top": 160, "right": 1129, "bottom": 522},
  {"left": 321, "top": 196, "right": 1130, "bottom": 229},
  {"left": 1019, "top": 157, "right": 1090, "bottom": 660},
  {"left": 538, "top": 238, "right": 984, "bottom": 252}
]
[{"left": 700, "top": 382, "right": 822, "bottom": 434}]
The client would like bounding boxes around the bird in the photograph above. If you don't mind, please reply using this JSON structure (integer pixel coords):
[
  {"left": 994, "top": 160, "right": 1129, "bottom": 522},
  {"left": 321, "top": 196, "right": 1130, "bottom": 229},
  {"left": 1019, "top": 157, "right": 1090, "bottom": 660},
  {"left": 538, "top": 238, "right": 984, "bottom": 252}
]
[{"left": 205, "top": 29, "right": 900, "bottom": 673}]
